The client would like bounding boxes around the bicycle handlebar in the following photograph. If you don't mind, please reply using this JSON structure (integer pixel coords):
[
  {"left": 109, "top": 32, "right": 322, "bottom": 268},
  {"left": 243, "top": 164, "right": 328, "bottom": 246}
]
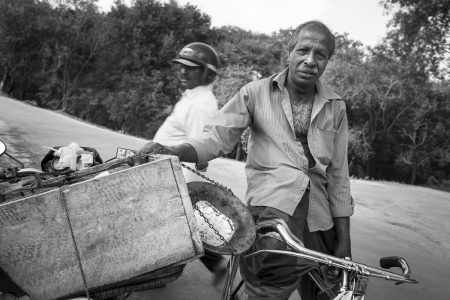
[
  {"left": 246, "top": 222, "right": 418, "bottom": 285},
  {"left": 380, "top": 256, "right": 411, "bottom": 277}
]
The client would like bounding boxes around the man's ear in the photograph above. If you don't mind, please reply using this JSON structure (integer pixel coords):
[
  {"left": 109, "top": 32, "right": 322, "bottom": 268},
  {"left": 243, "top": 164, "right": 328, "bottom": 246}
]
[
  {"left": 202, "top": 69, "right": 215, "bottom": 85},
  {"left": 207, "top": 72, "right": 216, "bottom": 84},
  {"left": 287, "top": 50, "right": 293, "bottom": 62}
]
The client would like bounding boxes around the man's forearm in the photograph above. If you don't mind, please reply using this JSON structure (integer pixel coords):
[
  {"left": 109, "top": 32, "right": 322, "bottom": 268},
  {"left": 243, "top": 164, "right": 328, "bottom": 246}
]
[
  {"left": 167, "top": 143, "right": 198, "bottom": 163},
  {"left": 333, "top": 216, "right": 351, "bottom": 258},
  {"left": 334, "top": 217, "right": 350, "bottom": 243}
]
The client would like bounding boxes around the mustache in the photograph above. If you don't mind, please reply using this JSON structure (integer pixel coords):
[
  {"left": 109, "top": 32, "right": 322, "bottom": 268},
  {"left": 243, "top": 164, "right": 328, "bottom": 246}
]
[{"left": 299, "top": 67, "right": 317, "bottom": 75}]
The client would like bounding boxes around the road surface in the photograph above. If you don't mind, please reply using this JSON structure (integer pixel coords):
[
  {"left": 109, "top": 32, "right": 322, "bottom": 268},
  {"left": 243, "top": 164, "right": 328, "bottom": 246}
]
[{"left": 1, "top": 96, "right": 449, "bottom": 299}]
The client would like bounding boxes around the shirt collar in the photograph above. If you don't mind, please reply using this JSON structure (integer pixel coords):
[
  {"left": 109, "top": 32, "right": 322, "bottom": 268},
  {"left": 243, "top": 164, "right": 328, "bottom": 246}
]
[
  {"left": 272, "top": 68, "right": 342, "bottom": 102},
  {"left": 184, "top": 84, "right": 213, "bottom": 97}
]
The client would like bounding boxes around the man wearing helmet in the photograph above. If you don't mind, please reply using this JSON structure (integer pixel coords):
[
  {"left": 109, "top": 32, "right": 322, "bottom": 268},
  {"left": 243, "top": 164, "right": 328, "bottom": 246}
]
[
  {"left": 152, "top": 42, "right": 228, "bottom": 284},
  {"left": 153, "top": 42, "right": 219, "bottom": 155},
  {"left": 139, "top": 21, "right": 353, "bottom": 300}
]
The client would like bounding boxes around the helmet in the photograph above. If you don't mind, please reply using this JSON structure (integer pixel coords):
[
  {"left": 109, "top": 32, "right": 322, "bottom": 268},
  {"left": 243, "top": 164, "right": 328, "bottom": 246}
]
[{"left": 172, "top": 42, "right": 219, "bottom": 74}]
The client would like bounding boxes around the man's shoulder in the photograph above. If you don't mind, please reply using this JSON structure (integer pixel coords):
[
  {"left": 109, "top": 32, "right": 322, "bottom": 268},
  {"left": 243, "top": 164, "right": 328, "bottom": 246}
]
[
  {"left": 324, "top": 98, "right": 346, "bottom": 117},
  {"left": 189, "top": 87, "right": 216, "bottom": 101},
  {"left": 317, "top": 80, "right": 342, "bottom": 101},
  {"left": 190, "top": 91, "right": 218, "bottom": 111},
  {"left": 243, "top": 73, "right": 277, "bottom": 94}
]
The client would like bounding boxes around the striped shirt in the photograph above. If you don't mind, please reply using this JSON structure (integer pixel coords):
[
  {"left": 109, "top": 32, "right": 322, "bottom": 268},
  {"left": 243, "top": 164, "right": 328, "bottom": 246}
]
[{"left": 189, "top": 68, "right": 354, "bottom": 232}]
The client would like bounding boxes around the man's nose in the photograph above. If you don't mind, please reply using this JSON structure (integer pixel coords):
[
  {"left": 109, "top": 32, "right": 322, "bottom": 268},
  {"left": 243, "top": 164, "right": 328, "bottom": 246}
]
[{"left": 304, "top": 51, "right": 315, "bottom": 65}]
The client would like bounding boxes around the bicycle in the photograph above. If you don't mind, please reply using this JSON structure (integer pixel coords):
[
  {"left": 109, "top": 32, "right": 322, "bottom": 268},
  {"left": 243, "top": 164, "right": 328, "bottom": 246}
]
[{"left": 221, "top": 220, "right": 418, "bottom": 300}]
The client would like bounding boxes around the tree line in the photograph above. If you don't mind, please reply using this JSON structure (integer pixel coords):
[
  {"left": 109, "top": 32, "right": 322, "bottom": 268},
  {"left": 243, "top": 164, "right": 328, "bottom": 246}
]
[{"left": 0, "top": 0, "right": 449, "bottom": 187}]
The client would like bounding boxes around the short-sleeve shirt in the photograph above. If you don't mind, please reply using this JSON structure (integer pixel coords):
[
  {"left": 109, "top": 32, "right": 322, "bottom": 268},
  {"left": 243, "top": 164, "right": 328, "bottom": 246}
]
[{"left": 153, "top": 85, "right": 218, "bottom": 146}]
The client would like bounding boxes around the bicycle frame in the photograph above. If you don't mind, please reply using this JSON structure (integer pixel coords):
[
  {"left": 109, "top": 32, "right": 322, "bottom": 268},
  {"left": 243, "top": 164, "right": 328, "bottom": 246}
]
[
  {"left": 222, "top": 222, "right": 417, "bottom": 300},
  {"left": 247, "top": 223, "right": 418, "bottom": 284}
]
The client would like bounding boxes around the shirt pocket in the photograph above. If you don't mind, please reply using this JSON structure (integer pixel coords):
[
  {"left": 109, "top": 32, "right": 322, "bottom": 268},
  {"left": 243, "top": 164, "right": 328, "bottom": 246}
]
[{"left": 311, "top": 127, "right": 337, "bottom": 165}]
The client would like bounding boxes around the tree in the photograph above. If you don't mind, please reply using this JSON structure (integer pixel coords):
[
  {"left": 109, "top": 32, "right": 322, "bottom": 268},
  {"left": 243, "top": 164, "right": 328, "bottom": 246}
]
[
  {"left": 381, "top": 0, "right": 450, "bottom": 79},
  {"left": 67, "top": 0, "right": 216, "bottom": 138},
  {"left": 323, "top": 33, "right": 376, "bottom": 177},
  {"left": 213, "top": 64, "right": 254, "bottom": 108},
  {"left": 0, "top": 0, "right": 55, "bottom": 99},
  {"left": 214, "top": 26, "right": 285, "bottom": 76},
  {"left": 376, "top": 0, "right": 450, "bottom": 184},
  {"left": 39, "top": 0, "right": 109, "bottom": 110},
  {"left": 395, "top": 83, "right": 450, "bottom": 184}
]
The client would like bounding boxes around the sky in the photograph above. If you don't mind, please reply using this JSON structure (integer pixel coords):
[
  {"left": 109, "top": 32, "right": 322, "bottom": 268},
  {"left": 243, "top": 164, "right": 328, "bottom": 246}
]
[{"left": 97, "top": 0, "right": 392, "bottom": 47}]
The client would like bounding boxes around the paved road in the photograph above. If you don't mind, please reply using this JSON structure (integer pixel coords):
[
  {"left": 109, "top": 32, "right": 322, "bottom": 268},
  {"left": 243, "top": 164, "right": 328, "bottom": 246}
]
[{"left": 1, "top": 96, "right": 449, "bottom": 299}]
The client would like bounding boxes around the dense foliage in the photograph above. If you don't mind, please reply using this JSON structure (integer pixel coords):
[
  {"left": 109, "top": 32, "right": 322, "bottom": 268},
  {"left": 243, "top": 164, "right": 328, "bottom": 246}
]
[{"left": 0, "top": 0, "right": 448, "bottom": 187}]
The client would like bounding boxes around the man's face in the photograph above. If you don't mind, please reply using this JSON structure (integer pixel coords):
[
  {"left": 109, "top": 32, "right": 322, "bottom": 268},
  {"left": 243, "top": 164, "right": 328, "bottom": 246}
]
[
  {"left": 288, "top": 27, "right": 331, "bottom": 89},
  {"left": 178, "top": 64, "right": 206, "bottom": 90}
]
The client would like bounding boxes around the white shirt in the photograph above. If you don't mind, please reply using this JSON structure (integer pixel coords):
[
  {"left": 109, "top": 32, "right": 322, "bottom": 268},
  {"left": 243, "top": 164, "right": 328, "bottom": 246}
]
[
  {"left": 153, "top": 84, "right": 218, "bottom": 182},
  {"left": 153, "top": 85, "right": 218, "bottom": 146}
]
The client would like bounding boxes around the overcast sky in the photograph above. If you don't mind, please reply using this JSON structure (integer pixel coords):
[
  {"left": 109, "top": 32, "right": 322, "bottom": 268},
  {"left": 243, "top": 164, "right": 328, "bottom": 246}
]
[{"left": 97, "top": 0, "right": 392, "bottom": 47}]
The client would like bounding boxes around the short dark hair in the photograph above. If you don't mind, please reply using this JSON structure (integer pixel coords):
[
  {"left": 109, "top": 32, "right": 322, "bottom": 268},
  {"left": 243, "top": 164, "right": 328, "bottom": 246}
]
[{"left": 288, "top": 21, "right": 335, "bottom": 58}]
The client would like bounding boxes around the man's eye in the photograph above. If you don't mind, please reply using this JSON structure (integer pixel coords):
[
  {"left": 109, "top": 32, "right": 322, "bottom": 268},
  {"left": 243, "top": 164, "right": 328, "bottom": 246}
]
[{"left": 316, "top": 52, "right": 327, "bottom": 60}]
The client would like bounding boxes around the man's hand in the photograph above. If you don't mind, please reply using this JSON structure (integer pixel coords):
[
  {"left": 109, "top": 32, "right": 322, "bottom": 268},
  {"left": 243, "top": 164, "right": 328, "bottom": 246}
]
[
  {"left": 325, "top": 217, "right": 351, "bottom": 282},
  {"left": 136, "top": 142, "right": 199, "bottom": 165},
  {"left": 136, "top": 142, "right": 174, "bottom": 164},
  {"left": 333, "top": 238, "right": 351, "bottom": 259},
  {"left": 195, "top": 161, "right": 209, "bottom": 171},
  {"left": 324, "top": 239, "right": 352, "bottom": 283}
]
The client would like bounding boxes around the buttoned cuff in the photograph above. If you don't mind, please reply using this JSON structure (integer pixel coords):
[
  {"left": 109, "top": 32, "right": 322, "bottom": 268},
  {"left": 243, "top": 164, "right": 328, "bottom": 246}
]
[{"left": 330, "top": 198, "right": 354, "bottom": 218}]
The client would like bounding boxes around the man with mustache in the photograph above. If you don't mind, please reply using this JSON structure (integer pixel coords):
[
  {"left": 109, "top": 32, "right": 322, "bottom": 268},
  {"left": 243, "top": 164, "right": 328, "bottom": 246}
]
[{"left": 139, "top": 21, "right": 353, "bottom": 299}]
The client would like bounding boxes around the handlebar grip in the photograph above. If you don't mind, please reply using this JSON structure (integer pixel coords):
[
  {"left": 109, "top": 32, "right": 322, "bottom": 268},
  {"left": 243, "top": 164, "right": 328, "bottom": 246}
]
[{"left": 380, "top": 256, "right": 411, "bottom": 277}]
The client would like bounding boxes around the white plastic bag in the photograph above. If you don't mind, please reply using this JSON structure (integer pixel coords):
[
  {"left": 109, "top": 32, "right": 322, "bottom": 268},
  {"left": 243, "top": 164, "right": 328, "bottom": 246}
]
[{"left": 53, "top": 142, "right": 93, "bottom": 171}]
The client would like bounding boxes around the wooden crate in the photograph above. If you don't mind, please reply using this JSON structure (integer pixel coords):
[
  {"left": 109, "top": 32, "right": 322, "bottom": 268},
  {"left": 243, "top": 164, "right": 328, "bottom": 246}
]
[{"left": 0, "top": 156, "right": 203, "bottom": 300}]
